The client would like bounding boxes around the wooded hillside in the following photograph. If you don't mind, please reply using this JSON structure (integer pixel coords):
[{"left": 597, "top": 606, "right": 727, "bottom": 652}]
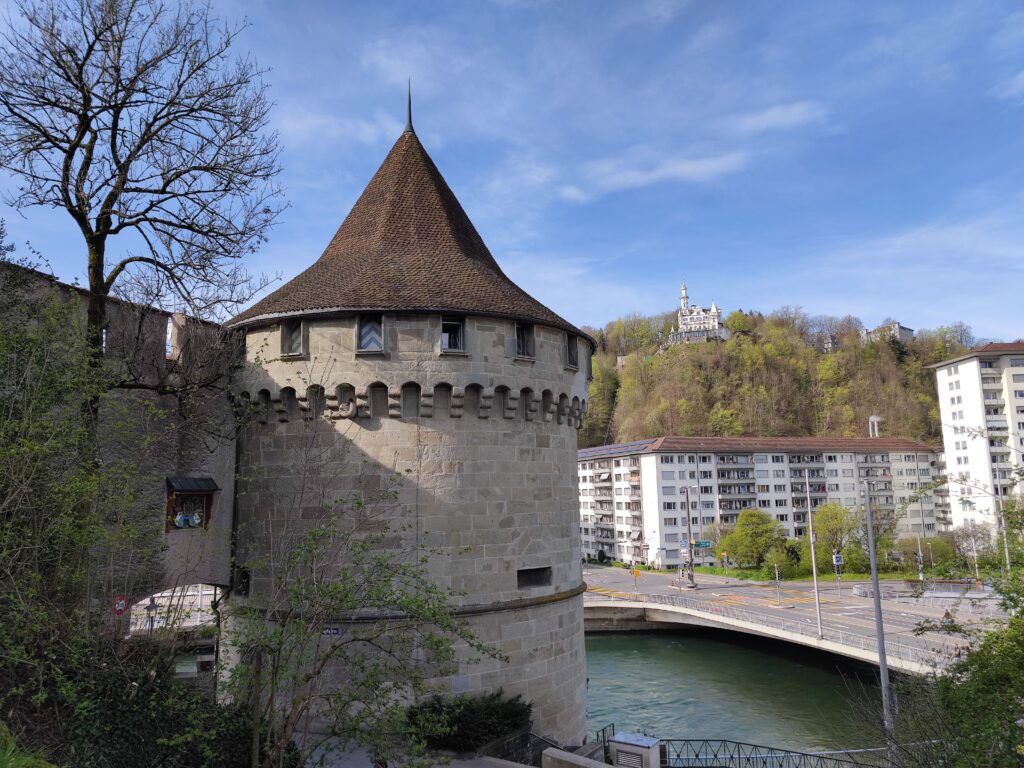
[{"left": 579, "top": 308, "right": 976, "bottom": 449}]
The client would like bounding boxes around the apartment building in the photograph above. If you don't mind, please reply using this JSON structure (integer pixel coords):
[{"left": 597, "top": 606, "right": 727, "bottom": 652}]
[
  {"left": 929, "top": 343, "right": 1024, "bottom": 529},
  {"left": 578, "top": 437, "right": 948, "bottom": 569}
]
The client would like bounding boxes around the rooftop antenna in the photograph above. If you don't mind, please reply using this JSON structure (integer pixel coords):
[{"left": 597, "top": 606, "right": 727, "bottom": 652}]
[{"left": 405, "top": 79, "right": 414, "bottom": 134}]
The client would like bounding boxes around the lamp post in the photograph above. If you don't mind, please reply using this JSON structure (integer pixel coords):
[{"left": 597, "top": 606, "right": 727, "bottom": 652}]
[
  {"left": 145, "top": 595, "right": 159, "bottom": 637},
  {"left": 862, "top": 418, "right": 894, "bottom": 742},
  {"left": 804, "top": 475, "right": 824, "bottom": 639},
  {"left": 683, "top": 485, "right": 697, "bottom": 588}
]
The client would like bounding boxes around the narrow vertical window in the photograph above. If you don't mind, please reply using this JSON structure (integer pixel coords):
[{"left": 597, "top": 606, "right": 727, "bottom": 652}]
[
  {"left": 515, "top": 322, "right": 535, "bottom": 358},
  {"left": 441, "top": 317, "right": 464, "bottom": 352},
  {"left": 358, "top": 314, "right": 383, "bottom": 352},
  {"left": 281, "top": 319, "right": 302, "bottom": 356},
  {"left": 566, "top": 333, "right": 579, "bottom": 368}
]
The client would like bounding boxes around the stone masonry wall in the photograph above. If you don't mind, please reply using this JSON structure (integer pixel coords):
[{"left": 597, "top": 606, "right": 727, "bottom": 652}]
[{"left": 233, "top": 312, "right": 591, "bottom": 743}]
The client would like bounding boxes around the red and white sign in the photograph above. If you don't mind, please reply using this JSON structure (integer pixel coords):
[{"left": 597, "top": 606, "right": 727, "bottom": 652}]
[{"left": 112, "top": 595, "right": 128, "bottom": 616}]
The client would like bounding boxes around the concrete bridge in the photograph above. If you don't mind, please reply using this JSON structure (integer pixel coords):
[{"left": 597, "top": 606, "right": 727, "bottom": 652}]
[{"left": 584, "top": 589, "right": 953, "bottom": 675}]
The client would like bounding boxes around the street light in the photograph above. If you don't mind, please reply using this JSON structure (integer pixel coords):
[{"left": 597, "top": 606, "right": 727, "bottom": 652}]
[
  {"left": 863, "top": 416, "right": 894, "bottom": 743},
  {"left": 804, "top": 473, "right": 824, "bottom": 639},
  {"left": 683, "top": 485, "right": 698, "bottom": 588}
]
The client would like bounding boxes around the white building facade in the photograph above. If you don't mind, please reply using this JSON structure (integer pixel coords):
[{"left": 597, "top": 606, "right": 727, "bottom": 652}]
[
  {"left": 578, "top": 437, "right": 949, "bottom": 568},
  {"left": 667, "top": 281, "right": 729, "bottom": 344},
  {"left": 930, "top": 343, "right": 1024, "bottom": 530}
]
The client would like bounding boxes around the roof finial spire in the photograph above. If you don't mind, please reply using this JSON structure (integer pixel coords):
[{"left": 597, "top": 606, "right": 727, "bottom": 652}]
[{"left": 405, "top": 79, "right": 414, "bottom": 134}]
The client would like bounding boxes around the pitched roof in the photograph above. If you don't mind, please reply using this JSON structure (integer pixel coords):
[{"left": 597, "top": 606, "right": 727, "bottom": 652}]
[
  {"left": 230, "top": 128, "right": 588, "bottom": 342},
  {"left": 925, "top": 341, "right": 1024, "bottom": 369},
  {"left": 578, "top": 436, "right": 938, "bottom": 459}
]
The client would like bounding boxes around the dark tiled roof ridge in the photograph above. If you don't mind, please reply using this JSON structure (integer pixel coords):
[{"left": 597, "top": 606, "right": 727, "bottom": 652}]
[{"left": 230, "top": 130, "right": 590, "bottom": 344}]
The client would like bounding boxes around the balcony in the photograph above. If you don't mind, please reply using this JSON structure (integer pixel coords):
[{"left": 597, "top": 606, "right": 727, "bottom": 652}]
[{"left": 858, "top": 455, "right": 890, "bottom": 465}]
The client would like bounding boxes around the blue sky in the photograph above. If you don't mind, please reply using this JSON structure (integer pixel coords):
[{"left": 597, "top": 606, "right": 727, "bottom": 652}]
[{"left": 4, "top": 0, "right": 1024, "bottom": 339}]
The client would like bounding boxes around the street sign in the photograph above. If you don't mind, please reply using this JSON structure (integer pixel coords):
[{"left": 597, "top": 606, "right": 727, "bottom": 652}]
[
  {"left": 832, "top": 553, "right": 844, "bottom": 566},
  {"left": 694, "top": 540, "right": 712, "bottom": 549},
  {"left": 632, "top": 568, "right": 640, "bottom": 577},
  {"left": 112, "top": 595, "right": 127, "bottom": 616}
]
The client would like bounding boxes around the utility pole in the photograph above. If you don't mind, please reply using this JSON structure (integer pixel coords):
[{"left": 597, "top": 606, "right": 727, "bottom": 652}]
[
  {"left": 805, "top": 478, "right": 824, "bottom": 638},
  {"left": 863, "top": 470, "right": 894, "bottom": 741},
  {"left": 683, "top": 485, "right": 696, "bottom": 588}
]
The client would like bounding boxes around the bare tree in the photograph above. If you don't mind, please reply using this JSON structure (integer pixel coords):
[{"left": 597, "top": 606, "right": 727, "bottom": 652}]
[{"left": 0, "top": 0, "right": 283, "bottom": 376}]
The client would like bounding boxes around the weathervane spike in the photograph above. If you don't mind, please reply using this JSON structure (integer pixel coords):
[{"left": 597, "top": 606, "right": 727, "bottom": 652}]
[{"left": 405, "top": 79, "right": 413, "bottom": 134}]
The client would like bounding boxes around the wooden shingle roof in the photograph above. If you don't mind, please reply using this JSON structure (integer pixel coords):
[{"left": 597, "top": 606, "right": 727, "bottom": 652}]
[{"left": 230, "top": 128, "right": 587, "bottom": 341}]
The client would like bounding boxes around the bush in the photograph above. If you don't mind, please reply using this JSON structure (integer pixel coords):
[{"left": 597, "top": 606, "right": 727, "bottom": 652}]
[
  {"left": 759, "top": 542, "right": 803, "bottom": 580},
  {"left": 407, "top": 690, "right": 532, "bottom": 752}
]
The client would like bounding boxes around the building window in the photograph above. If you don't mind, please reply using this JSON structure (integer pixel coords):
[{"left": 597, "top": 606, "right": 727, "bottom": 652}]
[
  {"left": 358, "top": 314, "right": 384, "bottom": 352},
  {"left": 441, "top": 317, "right": 464, "bottom": 352},
  {"left": 281, "top": 319, "right": 303, "bottom": 356},
  {"left": 567, "top": 334, "right": 579, "bottom": 368},
  {"left": 517, "top": 566, "right": 552, "bottom": 589},
  {"left": 165, "top": 477, "right": 218, "bottom": 531},
  {"left": 515, "top": 322, "right": 535, "bottom": 358}
]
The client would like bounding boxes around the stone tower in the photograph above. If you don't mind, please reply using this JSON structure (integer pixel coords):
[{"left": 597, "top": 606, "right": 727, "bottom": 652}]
[{"left": 227, "top": 116, "right": 591, "bottom": 743}]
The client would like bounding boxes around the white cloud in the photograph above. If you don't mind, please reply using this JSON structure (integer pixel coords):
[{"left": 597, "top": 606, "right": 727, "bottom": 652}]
[
  {"left": 772, "top": 206, "right": 1024, "bottom": 340},
  {"left": 558, "top": 149, "right": 748, "bottom": 203},
  {"left": 275, "top": 110, "right": 402, "bottom": 147},
  {"left": 359, "top": 29, "right": 470, "bottom": 93},
  {"left": 727, "top": 101, "right": 829, "bottom": 134},
  {"left": 991, "top": 69, "right": 1024, "bottom": 100},
  {"left": 502, "top": 252, "right": 668, "bottom": 328}
]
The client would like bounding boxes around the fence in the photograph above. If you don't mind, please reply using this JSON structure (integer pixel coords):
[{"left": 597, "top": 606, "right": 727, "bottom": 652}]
[
  {"left": 587, "top": 590, "right": 952, "bottom": 669},
  {"left": 659, "top": 739, "right": 871, "bottom": 768}
]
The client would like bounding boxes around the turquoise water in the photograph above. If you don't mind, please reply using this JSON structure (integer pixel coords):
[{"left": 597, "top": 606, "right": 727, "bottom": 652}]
[{"left": 585, "top": 631, "right": 882, "bottom": 753}]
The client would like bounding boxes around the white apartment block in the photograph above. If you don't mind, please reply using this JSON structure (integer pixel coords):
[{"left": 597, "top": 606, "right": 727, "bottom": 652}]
[
  {"left": 578, "top": 437, "right": 949, "bottom": 569},
  {"left": 930, "top": 343, "right": 1024, "bottom": 530}
]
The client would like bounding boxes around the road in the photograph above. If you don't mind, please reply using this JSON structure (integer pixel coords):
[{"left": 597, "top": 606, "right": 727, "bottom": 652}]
[{"left": 583, "top": 565, "right": 989, "bottom": 663}]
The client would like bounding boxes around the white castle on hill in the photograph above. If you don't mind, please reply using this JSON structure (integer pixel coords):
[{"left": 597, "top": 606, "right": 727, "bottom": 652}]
[{"left": 667, "top": 281, "right": 729, "bottom": 344}]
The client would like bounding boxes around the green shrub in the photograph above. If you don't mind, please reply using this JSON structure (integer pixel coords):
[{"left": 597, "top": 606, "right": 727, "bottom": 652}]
[{"left": 407, "top": 690, "right": 532, "bottom": 752}]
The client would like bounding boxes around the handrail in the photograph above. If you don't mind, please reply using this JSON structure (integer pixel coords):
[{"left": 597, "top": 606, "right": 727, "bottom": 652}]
[
  {"left": 586, "top": 590, "right": 952, "bottom": 668},
  {"left": 660, "top": 738, "right": 868, "bottom": 767}
]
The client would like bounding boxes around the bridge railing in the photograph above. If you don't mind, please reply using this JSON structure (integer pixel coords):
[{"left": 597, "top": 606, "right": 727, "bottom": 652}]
[
  {"left": 591, "top": 590, "right": 951, "bottom": 668},
  {"left": 660, "top": 738, "right": 868, "bottom": 768}
]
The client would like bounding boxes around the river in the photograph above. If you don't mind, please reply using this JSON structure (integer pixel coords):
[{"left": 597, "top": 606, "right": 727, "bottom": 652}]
[{"left": 585, "top": 630, "right": 883, "bottom": 753}]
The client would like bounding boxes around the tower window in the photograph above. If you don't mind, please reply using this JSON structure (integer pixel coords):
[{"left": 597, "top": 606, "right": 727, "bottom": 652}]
[
  {"left": 441, "top": 317, "right": 464, "bottom": 352},
  {"left": 358, "top": 314, "right": 384, "bottom": 352},
  {"left": 281, "top": 319, "right": 303, "bottom": 356},
  {"left": 517, "top": 566, "right": 551, "bottom": 589},
  {"left": 515, "top": 322, "right": 535, "bottom": 358},
  {"left": 566, "top": 333, "right": 579, "bottom": 369}
]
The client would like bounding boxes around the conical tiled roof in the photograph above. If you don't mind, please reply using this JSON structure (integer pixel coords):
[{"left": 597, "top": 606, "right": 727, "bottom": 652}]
[{"left": 230, "top": 128, "right": 586, "bottom": 340}]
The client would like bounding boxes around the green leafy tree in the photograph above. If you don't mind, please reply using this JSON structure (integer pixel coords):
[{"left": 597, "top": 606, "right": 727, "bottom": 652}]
[
  {"left": 809, "top": 502, "right": 859, "bottom": 569},
  {"left": 719, "top": 509, "right": 785, "bottom": 568}
]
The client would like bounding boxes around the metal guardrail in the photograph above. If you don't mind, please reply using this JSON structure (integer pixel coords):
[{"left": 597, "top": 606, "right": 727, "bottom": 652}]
[
  {"left": 587, "top": 590, "right": 952, "bottom": 668},
  {"left": 660, "top": 739, "right": 866, "bottom": 768}
]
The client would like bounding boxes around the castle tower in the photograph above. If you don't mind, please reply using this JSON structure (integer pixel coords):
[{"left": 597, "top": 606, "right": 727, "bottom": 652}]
[{"left": 227, "top": 116, "right": 591, "bottom": 743}]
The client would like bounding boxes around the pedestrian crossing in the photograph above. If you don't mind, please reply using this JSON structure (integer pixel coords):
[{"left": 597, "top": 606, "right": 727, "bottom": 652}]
[
  {"left": 707, "top": 591, "right": 836, "bottom": 607},
  {"left": 587, "top": 585, "right": 638, "bottom": 600}
]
